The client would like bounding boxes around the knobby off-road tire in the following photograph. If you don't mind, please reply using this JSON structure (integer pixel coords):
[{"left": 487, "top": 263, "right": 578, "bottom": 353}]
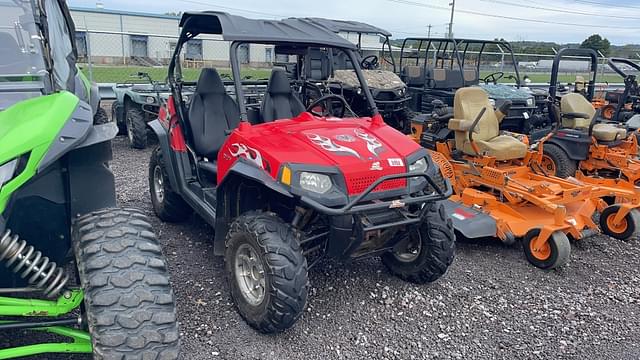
[
  {"left": 112, "top": 104, "right": 127, "bottom": 135},
  {"left": 93, "top": 107, "right": 110, "bottom": 125},
  {"left": 542, "top": 143, "right": 578, "bottom": 178},
  {"left": 149, "top": 147, "right": 192, "bottom": 222},
  {"left": 382, "top": 202, "right": 455, "bottom": 283},
  {"left": 225, "top": 211, "right": 309, "bottom": 333},
  {"left": 600, "top": 205, "right": 640, "bottom": 240},
  {"left": 73, "top": 208, "right": 180, "bottom": 359},
  {"left": 126, "top": 105, "right": 148, "bottom": 149}
]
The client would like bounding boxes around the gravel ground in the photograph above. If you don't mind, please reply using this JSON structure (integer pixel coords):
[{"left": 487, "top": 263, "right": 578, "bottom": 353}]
[
  {"left": 3, "top": 135, "right": 640, "bottom": 359},
  {"left": 109, "top": 137, "right": 640, "bottom": 360}
]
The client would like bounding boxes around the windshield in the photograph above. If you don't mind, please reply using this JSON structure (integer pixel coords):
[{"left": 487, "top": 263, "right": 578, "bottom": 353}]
[{"left": 0, "top": 0, "right": 46, "bottom": 76}]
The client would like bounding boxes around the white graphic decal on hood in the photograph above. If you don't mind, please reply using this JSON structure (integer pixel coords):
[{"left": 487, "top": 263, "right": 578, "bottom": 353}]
[
  {"left": 307, "top": 133, "right": 361, "bottom": 158},
  {"left": 229, "top": 143, "right": 264, "bottom": 169},
  {"left": 354, "top": 129, "right": 385, "bottom": 157}
]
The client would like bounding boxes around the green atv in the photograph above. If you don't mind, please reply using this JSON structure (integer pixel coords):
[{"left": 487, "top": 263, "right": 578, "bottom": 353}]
[{"left": 0, "top": 1, "right": 179, "bottom": 358}]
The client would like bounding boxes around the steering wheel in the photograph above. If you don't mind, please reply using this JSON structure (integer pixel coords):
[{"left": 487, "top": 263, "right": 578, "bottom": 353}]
[
  {"left": 306, "top": 94, "right": 351, "bottom": 118},
  {"left": 360, "top": 55, "right": 379, "bottom": 70},
  {"left": 483, "top": 71, "right": 504, "bottom": 84}
]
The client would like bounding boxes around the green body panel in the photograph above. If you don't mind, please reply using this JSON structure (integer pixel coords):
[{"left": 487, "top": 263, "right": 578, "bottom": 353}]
[{"left": 0, "top": 91, "right": 79, "bottom": 212}]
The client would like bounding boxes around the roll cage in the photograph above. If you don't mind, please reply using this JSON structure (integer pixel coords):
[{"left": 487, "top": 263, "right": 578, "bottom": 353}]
[
  {"left": 167, "top": 11, "right": 380, "bottom": 129},
  {"left": 548, "top": 48, "right": 598, "bottom": 101},
  {"left": 399, "top": 37, "right": 521, "bottom": 88}
]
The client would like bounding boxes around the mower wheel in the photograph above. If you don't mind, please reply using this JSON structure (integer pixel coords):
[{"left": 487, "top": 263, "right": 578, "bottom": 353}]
[
  {"left": 522, "top": 229, "right": 571, "bottom": 270},
  {"left": 73, "top": 208, "right": 180, "bottom": 359},
  {"left": 600, "top": 205, "right": 640, "bottom": 240},
  {"left": 126, "top": 105, "right": 148, "bottom": 149},
  {"left": 542, "top": 143, "right": 577, "bottom": 178},
  {"left": 93, "top": 106, "right": 110, "bottom": 125},
  {"left": 149, "top": 147, "right": 192, "bottom": 222},
  {"left": 225, "top": 211, "right": 308, "bottom": 333},
  {"left": 382, "top": 202, "right": 455, "bottom": 283}
]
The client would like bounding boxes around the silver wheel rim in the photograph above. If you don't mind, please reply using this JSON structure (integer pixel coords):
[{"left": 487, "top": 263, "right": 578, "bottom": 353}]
[
  {"left": 234, "top": 243, "right": 266, "bottom": 305},
  {"left": 153, "top": 165, "right": 165, "bottom": 203},
  {"left": 393, "top": 233, "right": 422, "bottom": 263},
  {"left": 126, "top": 115, "right": 134, "bottom": 142}
]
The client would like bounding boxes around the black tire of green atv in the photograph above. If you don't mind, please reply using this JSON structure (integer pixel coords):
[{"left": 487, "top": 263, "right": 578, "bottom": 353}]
[
  {"left": 225, "top": 211, "right": 309, "bottom": 333},
  {"left": 600, "top": 205, "right": 640, "bottom": 240},
  {"left": 112, "top": 104, "right": 127, "bottom": 135},
  {"left": 149, "top": 147, "right": 192, "bottom": 222},
  {"left": 126, "top": 105, "right": 148, "bottom": 149},
  {"left": 542, "top": 143, "right": 578, "bottom": 178},
  {"left": 382, "top": 202, "right": 455, "bottom": 283},
  {"left": 93, "top": 106, "right": 110, "bottom": 125},
  {"left": 73, "top": 208, "right": 180, "bottom": 359}
]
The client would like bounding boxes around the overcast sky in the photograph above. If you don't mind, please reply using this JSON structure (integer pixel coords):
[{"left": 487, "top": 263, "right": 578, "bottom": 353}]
[{"left": 68, "top": 0, "right": 640, "bottom": 45}]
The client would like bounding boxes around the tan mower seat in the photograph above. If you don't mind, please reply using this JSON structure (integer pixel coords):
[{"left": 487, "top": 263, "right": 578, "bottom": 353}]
[
  {"left": 592, "top": 123, "right": 627, "bottom": 142},
  {"left": 449, "top": 87, "right": 528, "bottom": 161},
  {"left": 561, "top": 93, "right": 627, "bottom": 141}
]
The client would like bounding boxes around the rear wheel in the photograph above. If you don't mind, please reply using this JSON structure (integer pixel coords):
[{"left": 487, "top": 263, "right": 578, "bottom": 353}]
[
  {"left": 126, "top": 105, "right": 148, "bottom": 149},
  {"left": 112, "top": 104, "right": 127, "bottom": 135},
  {"left": 542, "top": 143, "right": 578, "bottom": 178},
  {"left": 225, "top": 211, "right": 308, "bottom": 333},
  {"left": 73, "top": 208, "right": 180, "bottom": 359},
  {"left": 382, "top": 202, "right": 455, "bottom": 283},
  {"left": 149, "top": 147, "right": 192, "bottom": 222},
  {"left": 600, "top": 205, "right": 640, "bottom": 240},
  {"left": 522, "top": 229, "right": 570, "bottom": 269}
]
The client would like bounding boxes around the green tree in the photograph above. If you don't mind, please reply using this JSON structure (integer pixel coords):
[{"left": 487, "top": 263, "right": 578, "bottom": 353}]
[{"left": 580, "top": 34, "right": 611, "bottom": 56}]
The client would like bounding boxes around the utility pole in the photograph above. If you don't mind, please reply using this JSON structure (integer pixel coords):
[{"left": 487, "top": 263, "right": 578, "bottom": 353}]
[
  {"left": 448, "top": 0, "right": 456, "bottom": 38},
  {"left": 427, "top": 24, "right": 432, "bottom": 38}
]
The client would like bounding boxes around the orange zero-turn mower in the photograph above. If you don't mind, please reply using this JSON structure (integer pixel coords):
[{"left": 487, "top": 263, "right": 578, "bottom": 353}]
[
  {"left": 539, "top": 92, "right": 640, "bottom": 204},
  {"left": 415, "top": 87, "right": 640, "bottom": 269}
]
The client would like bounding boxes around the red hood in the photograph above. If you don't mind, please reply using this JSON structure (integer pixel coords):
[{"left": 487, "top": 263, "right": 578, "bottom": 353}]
[{"left": 218, "top": 112, "right": 423, "bottom": 195}]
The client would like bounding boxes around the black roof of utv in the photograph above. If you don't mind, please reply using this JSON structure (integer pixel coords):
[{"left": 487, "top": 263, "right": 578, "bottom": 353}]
[
  {"left": 179, "top": 11, "right": 357, "bottom": 49},
  {"left": 302, "top": 18, "right": 392, "bottom": 37}
]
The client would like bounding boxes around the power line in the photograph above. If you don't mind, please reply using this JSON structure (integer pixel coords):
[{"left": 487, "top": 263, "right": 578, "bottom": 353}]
[
  {"left": 384, "top": 0, "right": 640, "bottom": 29},
  {"left": 569, "top": 0, "right": 640, "bottom": 10},
  {"left": 480, "top": 0, "right": 640, "bottom": 20}
]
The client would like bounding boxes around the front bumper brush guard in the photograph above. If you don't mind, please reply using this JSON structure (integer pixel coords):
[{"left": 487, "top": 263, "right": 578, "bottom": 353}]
[{"left": 300, "top": 172, "right": 453, "bottom": 217}]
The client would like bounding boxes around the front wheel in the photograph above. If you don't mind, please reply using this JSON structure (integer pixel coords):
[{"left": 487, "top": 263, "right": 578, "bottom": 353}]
[
  {"left": 600, "top": 205, "right": 640, "bottom": 240},
  {"left": 225, "top": 211, "right": 309, "bottom": 333},
  {"left": 126, "top": 105, "right": 148, "bottom": 149},
  {"left": 522, "top": 229, "right": 571, "bottom": 269},
  {"left": 382, "top": 202, "right": 455, "bottom": 283},
  {"left": 73, "top": 208, "right": 180, "bottom": 359},
  {"left": 93, "top": 106, "right": 109, "bottom": 125}
]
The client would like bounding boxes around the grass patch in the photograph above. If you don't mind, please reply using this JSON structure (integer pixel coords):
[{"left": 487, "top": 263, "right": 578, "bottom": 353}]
[{"left": 80, "top": 65, "right": 271, "bottom": 83}]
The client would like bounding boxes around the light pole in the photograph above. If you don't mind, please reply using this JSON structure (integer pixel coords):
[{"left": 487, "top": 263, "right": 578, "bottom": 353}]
[{"left": 448, "top": 0, "right": 455, "bottom": 38}]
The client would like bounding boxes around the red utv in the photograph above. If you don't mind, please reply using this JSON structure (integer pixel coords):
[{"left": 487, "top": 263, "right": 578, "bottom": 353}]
[{"left": 148, "top": 11, "right": 455, "bottom": 333}]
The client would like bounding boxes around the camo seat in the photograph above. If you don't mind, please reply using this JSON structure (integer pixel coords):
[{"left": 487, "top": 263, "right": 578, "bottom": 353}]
[
  {"left": 449, "top": 87, "right": 527, "bottom": 161},
  {"left": 561, "top": 93, "right": 627, "bottom": 141}
]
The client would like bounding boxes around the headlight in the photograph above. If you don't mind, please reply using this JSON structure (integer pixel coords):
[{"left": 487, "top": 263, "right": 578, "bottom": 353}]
[
  {"left": 488, "top": 98, "right": 496, "bottom": 107},
  {"left": 526, "top": 98, "right": 534, "bottom": 107},
  {"left": 299, "top": 172, "right": 332, "bottom": 194},
  {"left": 356, "top": 88, "right": 363, "bottom": 95},
  {"left": 0, "top": 159, "right": 18, "bottom": 189},
  {"left": 145, "top": 96, "right": 155, "bottom": 104},
  {"left": 409, "top": 158, "right": 428, "bottom": 173},
  {"left": 398, "top": 87, "right": 406, "bottom": 96}
]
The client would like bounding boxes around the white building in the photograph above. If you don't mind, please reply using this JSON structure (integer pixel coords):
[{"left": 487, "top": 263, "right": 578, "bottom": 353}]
[{"left": 69, "top": 7, "right": 389, "bottom": 67}]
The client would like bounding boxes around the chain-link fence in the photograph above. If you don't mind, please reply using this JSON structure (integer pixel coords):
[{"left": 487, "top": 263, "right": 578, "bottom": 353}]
[
  {"left": 78, "top": 29, "right": 637, "bottom": 88},
  {"left": 78, "top": 30, "right": 276, "bottom": 84}
]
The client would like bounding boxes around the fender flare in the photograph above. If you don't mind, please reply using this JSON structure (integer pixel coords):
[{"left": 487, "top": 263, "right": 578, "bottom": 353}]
[{"left": 213, "top": 161, "right": 294, "bottom": 255}]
